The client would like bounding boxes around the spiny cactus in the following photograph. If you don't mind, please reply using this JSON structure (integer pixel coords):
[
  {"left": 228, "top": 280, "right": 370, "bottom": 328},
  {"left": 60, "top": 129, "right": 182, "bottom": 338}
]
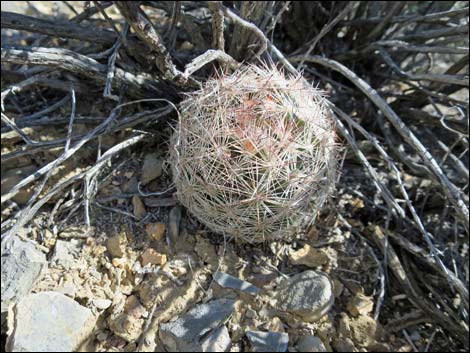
[{"left": 171, "top": 64, "right": 338, "bottom": 243}]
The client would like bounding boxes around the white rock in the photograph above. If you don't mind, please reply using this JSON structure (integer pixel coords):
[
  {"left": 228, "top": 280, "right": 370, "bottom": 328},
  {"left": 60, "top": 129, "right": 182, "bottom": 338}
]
[
  {"left": 6, "top": 291, "right": 96, "bottom": 352},
  {"left": 93, "top": 298, "right": 112, "bottom": 310},
  {"left": 274, "top": 270, "right": 334, "bottom": 322},
  {"left": 1, "top": 238, "right": 47, "bottom": 322}
]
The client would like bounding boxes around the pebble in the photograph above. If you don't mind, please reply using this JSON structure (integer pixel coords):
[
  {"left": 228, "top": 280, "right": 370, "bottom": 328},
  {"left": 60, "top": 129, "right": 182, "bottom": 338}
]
[
  {"left": 124, "top": 295, "right": 147, "bottom": 318},
  {"left": 264, "top": 316, "right": 285, "bottom": 333},
  {"left": 168, "top": 206, "right": 181, "bottom": 252},
  {"left": 106, "top": 233, "right": 127, "bottom": 258},
  {"left": 140, "top": 153, "right": 163, "bottom": 185},
  {"left": 93, "top": 298, "right": 112, "bottom": 310},
  {"left": 1, "top": 238, "right": 47, "bottom": 322},
  {"left": 245, "top": 330, "right": 289, "bottom": 352},
  {"left": 108, "top": 312, "right": 144, "bottom": 342},
  {"left": 213, "top": 271, "right": 260, "bottom": 296},
  {"left": 96, "top": 331, "right": 109, "bottom": 342},
  {"left": 332, "top": 278, "right": 344, "bottom": 298},
  {"left": 349, "top": 315, "right": 379, "bottom": 347},
  {"left": 296, "top": 335, "right": 327, "bottom": 352},
  {"left": 140, "top": 248, "right": 167, "bottom": 266},
  {"left": 347, "top": 292, "right": 374, "bottom": 317},
  {"left": 332, "top": 337, "right": 357, "bottom": 352},
  {"left": 159, "top": 298, "right": 236, "bottom": 351},
  {"left": 274, "top": 270, "right": 334, "bottom": 322},
  {"left": 6, "top": 291, "right": 96, "bottom": 352},
  {"left": 289, "top": 244, "right": 329, "bottom": 268},
  {"left": 145, "top": 222, "right": 166, "bottom": 242},
  {"left": 132, "top": 195, "right": 147, "bottom": 219},
  {"left": 201, "top": 325, "right": 232, "bottom": 352},
  {"left": 51, "top": 239, "right": 81, "bottom": 269}
]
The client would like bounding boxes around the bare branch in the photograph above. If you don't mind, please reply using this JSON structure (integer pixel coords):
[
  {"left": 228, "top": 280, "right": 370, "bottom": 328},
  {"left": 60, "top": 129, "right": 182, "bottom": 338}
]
[
  {"left": 114, "top": 1, "right": 181, "bottom": 81},
  {"left": 1, "top": 46, "right": 166, "bottom": 97},
  {"left": 207, "top": 1, "right": 225, "bottom": 51}
]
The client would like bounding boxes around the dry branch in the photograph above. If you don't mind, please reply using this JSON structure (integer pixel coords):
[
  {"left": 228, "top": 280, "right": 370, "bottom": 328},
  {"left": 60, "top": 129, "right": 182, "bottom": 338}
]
[
  {"left": 289, "top": 55, "right": 469, "bottom": 230},
  {"left": 114, "top": 2, "right": 182, "bottom": 82},
  {"left": 1, "top": 11, "right": 116, "bottom": 45},
  {"left": 1, "top": 46, "right": 166, "bottom": 98}
]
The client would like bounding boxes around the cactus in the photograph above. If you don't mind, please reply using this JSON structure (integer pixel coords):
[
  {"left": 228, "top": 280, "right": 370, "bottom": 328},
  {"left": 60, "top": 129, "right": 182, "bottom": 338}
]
[{"left": 171, "top": 64, "right": 338, "bottom": 243}]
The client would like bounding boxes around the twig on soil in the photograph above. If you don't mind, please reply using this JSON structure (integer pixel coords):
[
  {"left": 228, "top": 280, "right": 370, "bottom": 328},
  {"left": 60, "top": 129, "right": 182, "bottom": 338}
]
[{"left": 1, "top": 133, "right": 147, "bottom": 249}]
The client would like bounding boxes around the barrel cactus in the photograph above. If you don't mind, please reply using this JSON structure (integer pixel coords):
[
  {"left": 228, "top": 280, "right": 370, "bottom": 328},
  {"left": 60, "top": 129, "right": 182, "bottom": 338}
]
[{"left": 171, "top": 64, "right": 338, "bottom": 243}]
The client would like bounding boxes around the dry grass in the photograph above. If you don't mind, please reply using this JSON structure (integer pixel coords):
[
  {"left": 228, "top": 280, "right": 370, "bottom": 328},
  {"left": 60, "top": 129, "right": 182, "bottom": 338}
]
[{"left": 171, "top": 64, "right": 339, "bottom": 243}]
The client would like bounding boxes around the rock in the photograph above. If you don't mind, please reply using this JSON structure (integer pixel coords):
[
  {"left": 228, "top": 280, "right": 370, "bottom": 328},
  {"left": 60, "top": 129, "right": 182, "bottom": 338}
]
[
  {"left": 296, "top": 335, "right": 327, "bottom": 352},
  {"left": 108, "top": 295, "right": 146, "bottom": 342},
  {"left": 51, "top": 239, "right": 81, "bottom": 269},
  {"left": 124, "top": 295, "right": 147, "bottom": 318},
  {"left": 132, "top": 195, "right": 147, "bottom": 219},
  {"left": 159, "top": 298, "right": 236, "bottom": 352},
  {"left": 289, "top": 244, "right": 329, "bottom": 268},
  {"left": 264, "top": 317, "right": 285, "bottom": 333},
  {"left": 368, "top": 341, "right": 391, "bottom": 352},
  {"left": 168, "top": 206, "right": 182, "bottom": 252},
  {"left": 349, "top": 315, "right": 379, "bottom": 347},
  {"left": 6, "top": 291, "right": 96, "bottom": 352},
  {"left": 347, "top": 293, "right": 374, "bottom": 317},
  {"left": 245, "top": 331, "right": 289, "bottom": 352},
  {"left": 332, "top": 278, "right": 344, "bottom": 298},
  {"left": 332, "top": 337, "right": 357, "bottom": 352},
  {"left": 213, "top": 271, "right": 260, "bottom": 296},
  {"left": 1, "top": 238, "right": 47, "bottom": 322},
  {"left": 96, "top": 331, "right": 109, "bottom": 342},
  {"left": 93, "top": 298, "right": 112, "bottom": 310},
  {"left": 141, "top": 153, "right": 163, "bottom": 185},
  {"left": 107, "top": 233, "right": 127, "bottom": 258},
  {"left": 145, "top": 222, "right": 166, "bottom": 242},
  {"left": 108, "top": 312, "right": 144, "bottom": 342},
  {"left": 274, "top": 271, "right": 334, "bottom": 322},
  {"left": 201, "top": 325, "right": 232, "bottom": 352},
  {"left": 122, "top": 175, "right": 138, "bottom": 193},
  {"left": 140, "top": 248, "right": 167, "bottom": 266},
  {"left": 337, "top": 313, "right": 352, "bottom": 337}
]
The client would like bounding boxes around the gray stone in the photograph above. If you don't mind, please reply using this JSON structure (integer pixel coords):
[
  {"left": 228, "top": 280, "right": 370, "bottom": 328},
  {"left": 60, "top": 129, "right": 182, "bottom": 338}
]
[
  {"left": 296, "top": 335, "right": 327, "bottom": 352},
  {"left": 140, "top": 153, "right": 163, "bottom": 185},
  {"left": 1, "top": 238, "right": 47, "bottom": 320},
  {"left": 213, "top": 271, "right": 260, "bottom": 296},
  {"left": 245, "top": 331, "right": 289, "bottom": 352},
  {"left": 6, "top": 291, "right": 96, "bottom": 352},
  {"left": 201, "top": 325, "right": 231, "bottom": 352},
  {"left": 51, "top": 239, "right": 81, "bottom": 269},
  {"left": 159, "top": 298, "right": 236, "bottom": 352},
  {"left": 274, "top": 270, "right": 333, "bottom": 322},
  {"left": 93, "top": 298, "right": 112, "bottom": 310}
]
